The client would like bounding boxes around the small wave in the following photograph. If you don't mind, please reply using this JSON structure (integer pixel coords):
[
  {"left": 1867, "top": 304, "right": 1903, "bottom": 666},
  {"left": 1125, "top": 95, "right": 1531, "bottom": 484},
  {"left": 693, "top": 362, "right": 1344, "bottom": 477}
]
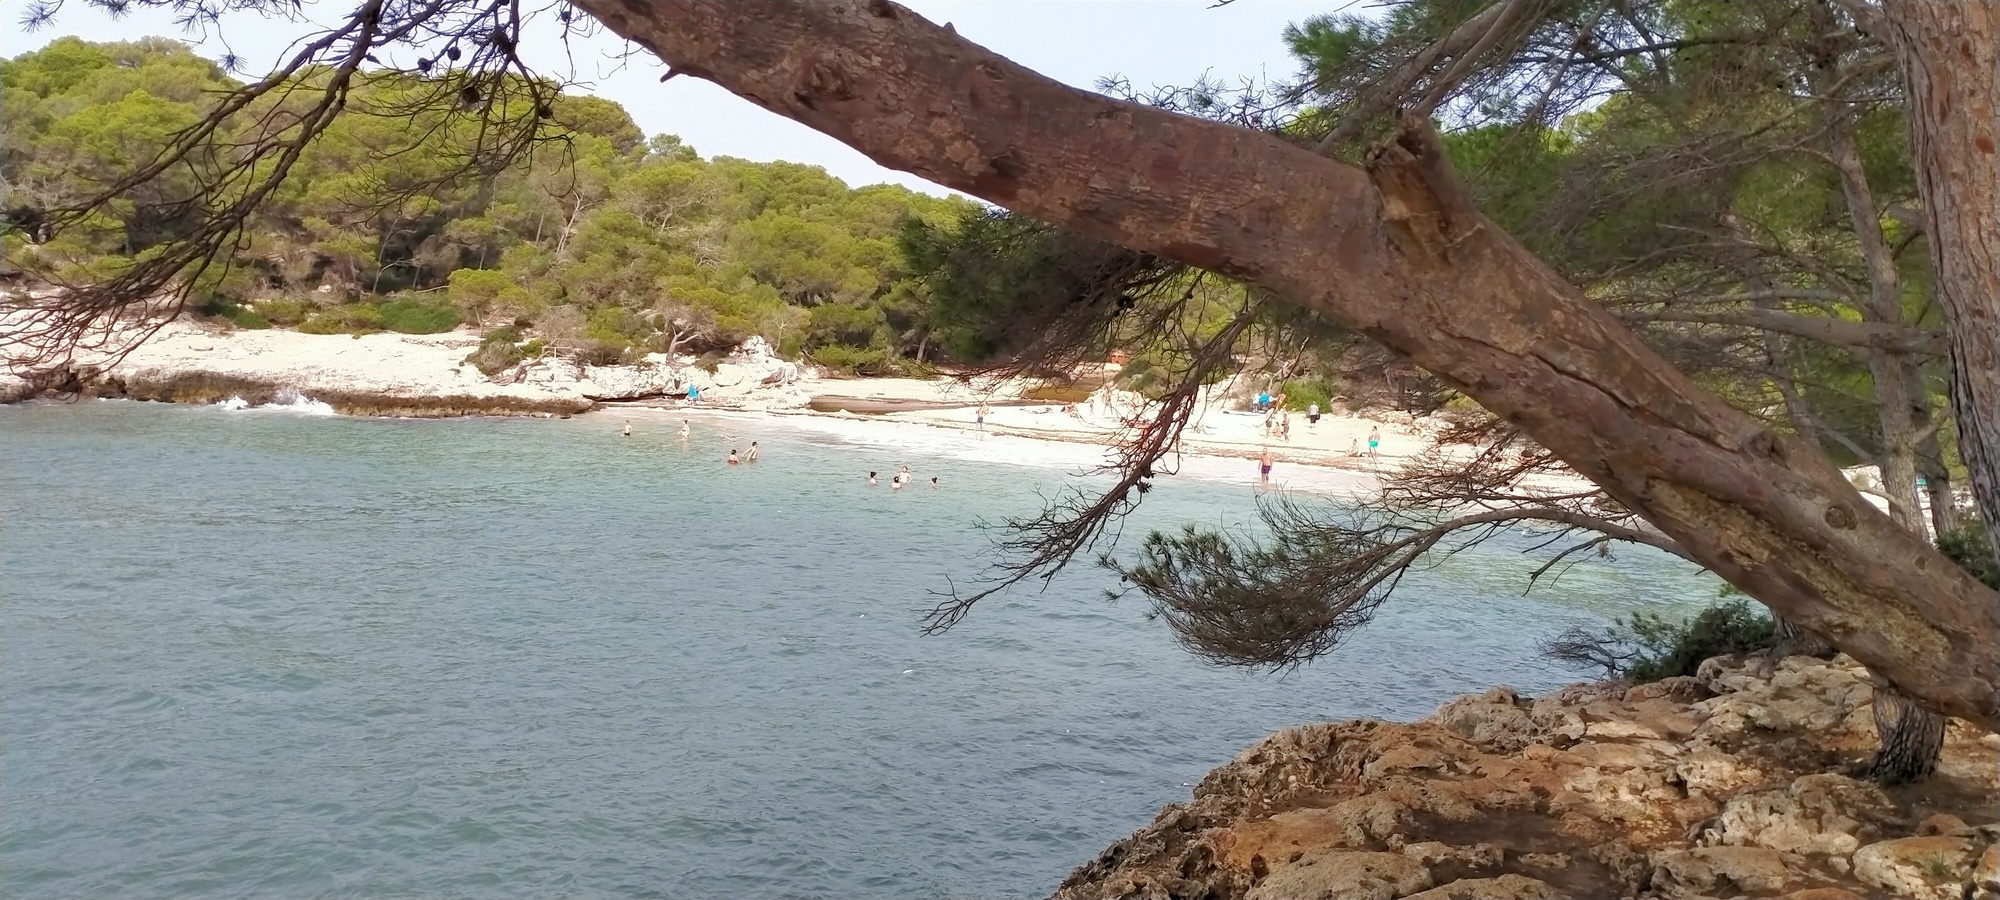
[
  {"left": 267, "top": 391, "right": 338, "bottom": 416},
  {"left": 215, "top": 391, "right": 338, "bottom": 416}
]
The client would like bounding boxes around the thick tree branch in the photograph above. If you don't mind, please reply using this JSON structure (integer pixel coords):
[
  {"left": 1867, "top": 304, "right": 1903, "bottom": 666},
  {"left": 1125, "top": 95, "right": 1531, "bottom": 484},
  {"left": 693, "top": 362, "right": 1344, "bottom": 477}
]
[{"left": 553, "top": 0, "right": 2000, "bottom": 727}]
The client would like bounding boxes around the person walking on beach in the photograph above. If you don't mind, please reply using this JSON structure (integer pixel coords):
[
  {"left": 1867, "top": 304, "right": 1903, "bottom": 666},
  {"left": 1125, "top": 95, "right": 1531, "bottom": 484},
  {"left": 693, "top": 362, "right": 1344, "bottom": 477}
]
[
  {"left": 976, "top": 401, "right": 990, "bottom": 435},
  {"left": 727, "top": 449, "right": 741, "bottom": 465},
  {"left": 1307, "top": 403, "right": 1320, "bottom": 428},
  {"left": 1279, "top": 412, "right": 1292, "bottom": 442},
  {"left": 1367, "top": 426, "right": 1381, "bottom": 458},
  {"left": 745, "top": 441, "right": 760, "bottom": 461},
  {"left": 1258, "top": 447, "right": 1275, "bottom": 485}
]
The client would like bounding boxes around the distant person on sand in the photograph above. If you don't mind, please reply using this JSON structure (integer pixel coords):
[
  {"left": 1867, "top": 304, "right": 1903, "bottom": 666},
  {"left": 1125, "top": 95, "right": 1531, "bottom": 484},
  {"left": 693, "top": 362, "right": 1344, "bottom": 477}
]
[
  {"left": 1345, "top": 438, "right": 1362, "bottom": 457},
  {"left": 868, "top": 471, "right": 878, "bottom": 486},
  {"left": 727, "top": 449, "right": 741, "bottom": 465},
  {"left": 622, "top": 421, "right": 632, "bottom": 437},
  {"left": 1279, "top": 412, "right": 1292, "bottom": 442},
  {"left": 976, "top": 401, "right": 990, "bottom": 434},
  {"left": 746, "top": 441, "right": 760, "bottom": 461},
  {"left": 1307, "top": 403, "right": 1320, "bottom": 428},
  {"left": 1258, "top": 447, "right": 1274, "bottom": 484},
  {"left": 1368, "top": 426, "right": 1381, "bottom": 458}
]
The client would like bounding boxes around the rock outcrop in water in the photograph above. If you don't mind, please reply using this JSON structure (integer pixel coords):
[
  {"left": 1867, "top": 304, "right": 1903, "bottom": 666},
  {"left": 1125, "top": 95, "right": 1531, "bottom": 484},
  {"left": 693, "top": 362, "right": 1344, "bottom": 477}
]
[{"left": 1055, "top": 654, "right": 1998, "bottom": 900}]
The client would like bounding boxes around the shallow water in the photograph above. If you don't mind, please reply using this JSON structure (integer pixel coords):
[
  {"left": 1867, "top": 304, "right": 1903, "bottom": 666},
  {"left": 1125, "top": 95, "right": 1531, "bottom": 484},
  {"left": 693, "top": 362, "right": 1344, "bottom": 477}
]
[{"left": 1, "top": 400, "right": 1718, "bottom": 898}]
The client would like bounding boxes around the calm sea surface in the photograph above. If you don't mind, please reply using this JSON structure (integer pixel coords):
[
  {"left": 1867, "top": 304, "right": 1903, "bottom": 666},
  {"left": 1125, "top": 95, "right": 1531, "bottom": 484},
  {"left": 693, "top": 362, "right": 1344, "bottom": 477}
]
[{"left": 1, "top": 400, "right": 1716, "bottom": 898}]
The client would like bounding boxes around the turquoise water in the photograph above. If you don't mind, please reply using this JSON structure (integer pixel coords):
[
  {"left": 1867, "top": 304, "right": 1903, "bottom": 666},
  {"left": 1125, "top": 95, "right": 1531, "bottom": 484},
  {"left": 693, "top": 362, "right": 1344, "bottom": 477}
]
[{"left": 0, "top": 400, "right": 1717, "bottom": 898}]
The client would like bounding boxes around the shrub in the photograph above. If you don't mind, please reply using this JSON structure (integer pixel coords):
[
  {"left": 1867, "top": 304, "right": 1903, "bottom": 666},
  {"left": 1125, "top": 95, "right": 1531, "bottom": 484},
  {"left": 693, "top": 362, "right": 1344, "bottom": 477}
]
[
  {"left": 192, "top": 295, "right": 270, "bottom": 329},
  {"left": 808, "top": 344, "right": 895, "bottom": 375},
  {"left": 574, "top": 341, "right": 629, "bottom": 367},
  {"left": 378, "top": 297, "right": 462, "bottom": 334},
  {"left": 298, "top": 303, "right": 383, "bottom": 335},
  {"left": 694, "top": 351, "right": 725, "bottom": 374},
  {"left": 1279, "top": 378, "right": 1335, "bottom": 412},
  {"left": 1938, "top": 521, "right": 1998, "bottom": 588},
  {"left": 253, "top": 297, "right": 311, "bottom": 326},
  {"left": 464, "top": 329, "right": 525, "bottom": 376},
  {"left": 1540, "top": 598, "right": 1775, "bottom": 683}
]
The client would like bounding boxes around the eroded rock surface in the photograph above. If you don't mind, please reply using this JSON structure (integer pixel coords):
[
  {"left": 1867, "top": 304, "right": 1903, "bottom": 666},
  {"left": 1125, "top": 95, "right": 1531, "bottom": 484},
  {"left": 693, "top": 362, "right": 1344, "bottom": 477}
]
[{"left": 1053, "top": 655, "right": 1997, "bottom": 900}]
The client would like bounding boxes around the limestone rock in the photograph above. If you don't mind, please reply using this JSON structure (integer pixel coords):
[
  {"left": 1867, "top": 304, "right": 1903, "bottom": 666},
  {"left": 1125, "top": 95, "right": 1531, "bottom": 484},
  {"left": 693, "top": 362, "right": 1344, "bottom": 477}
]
[
  {"left": 1707, "top": 774, "right": 1898, "bottom": 855},
  {"left": 1650, "top": 846, "right": 1792, "bottom": 897},
  {"left": 1851, "top": 836, "right": 1976, "bottom": 900},
  {"left": 1971, "top": 841, "right": 2000, "bottom": 900},
  {"left": 1243, "top": 850, "right": 1431, "bottom": 900},
  {"left": 1401, "top": 874, "right": 1569, "bottom": 900}
]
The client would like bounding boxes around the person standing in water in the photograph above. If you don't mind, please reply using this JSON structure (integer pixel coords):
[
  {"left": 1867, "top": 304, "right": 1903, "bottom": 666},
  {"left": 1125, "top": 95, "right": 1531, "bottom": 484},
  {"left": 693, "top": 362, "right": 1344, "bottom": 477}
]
[
  {"left": 892, "top": 465, "right": 911, "bottom": 488},
  {"left": 679, "top": 419, "right": 691, "bottom": 440},
  {"left": 1258, "top": 447, "right": 1275, "bottom": 484},
  {"left": 622, "top": 421, "right": 632, "bottom": 436},
  {"left": 867, "top": 471, "right": 878, "bottom": 486},
  {"left": 1368, "top": 426, "right": 1381, "bottom": 458},
  {"left": 746, "top": 441, "right": 760, "bottom": 461},
  {"left": 929, "top": 476, "right": 939, "bottom": 489},
  {"left": 727, "top": 449, "right": 741, "bottom": 465}
]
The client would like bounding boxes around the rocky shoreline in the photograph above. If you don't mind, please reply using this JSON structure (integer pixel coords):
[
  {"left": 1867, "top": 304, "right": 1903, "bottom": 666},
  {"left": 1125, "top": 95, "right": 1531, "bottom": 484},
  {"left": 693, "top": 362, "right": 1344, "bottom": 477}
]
[{"left": 1053, "top": 653, "right": 1997, "bottom": 900}]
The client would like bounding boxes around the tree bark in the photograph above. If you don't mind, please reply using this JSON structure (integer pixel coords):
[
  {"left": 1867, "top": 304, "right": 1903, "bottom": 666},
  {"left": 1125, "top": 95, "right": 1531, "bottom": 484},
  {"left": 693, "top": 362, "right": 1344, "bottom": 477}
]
[
  {"left": 573, "top": 0, "right": 2000, "bottom": 727},
  {"left": 1879, "top": 0, "right": 2000, "bottom": 563}
]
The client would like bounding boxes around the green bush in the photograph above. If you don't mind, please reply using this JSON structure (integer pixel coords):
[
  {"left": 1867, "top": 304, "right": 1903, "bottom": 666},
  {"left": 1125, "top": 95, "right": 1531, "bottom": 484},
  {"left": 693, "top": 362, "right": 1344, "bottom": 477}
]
[
  {"left": 192, "top": 295, "right": 270, "bottom": 329},
  {"left": 1938, "top": 522, "right": 1998, "bottom": 589},
  {"left": 1279, "top": 378, "right": 1335, "bottom": 412},
  {"left": 253, "top": 297, "right": 311, "bottom": 326},
  {"left": 1541, "top": 598, "right": 1775, "bottom": 682},
  {"left": 298, "top": 303, "right": 384, "bottom": 335},
  {"left": 463, "top": 329, "right": 525, "bottom": 376},
  {"left": 378, "top": 297, "right": 462, "bottom": 334},
  {"left": 808, "top": 344, "right": 891, "bottom": 375}
]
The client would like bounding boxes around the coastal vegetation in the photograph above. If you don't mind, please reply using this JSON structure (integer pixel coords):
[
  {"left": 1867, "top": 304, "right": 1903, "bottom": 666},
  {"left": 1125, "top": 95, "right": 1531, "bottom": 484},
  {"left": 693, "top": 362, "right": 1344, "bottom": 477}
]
[
  {"left": 1, "top": 36, "right": 971, "bottom": 371},
  {"left": 4, "top": 0, "right": 1996, "bottom": 795}
]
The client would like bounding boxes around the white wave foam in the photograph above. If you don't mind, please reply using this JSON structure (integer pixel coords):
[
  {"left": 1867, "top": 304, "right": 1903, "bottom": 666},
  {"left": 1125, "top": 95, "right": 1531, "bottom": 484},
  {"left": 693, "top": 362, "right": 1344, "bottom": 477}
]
[
  {"left": 266, "top": 390, "right": 338, "bottom": 416},
  {"left": 215, "top": 390, "right": 338, "bottom": 416}
]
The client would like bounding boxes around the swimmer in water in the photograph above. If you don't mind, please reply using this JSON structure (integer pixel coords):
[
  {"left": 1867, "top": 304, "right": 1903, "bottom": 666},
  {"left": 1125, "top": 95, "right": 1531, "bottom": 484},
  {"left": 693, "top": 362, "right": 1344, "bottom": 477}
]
[
  {"left": 868, "top": 471, "right": 878, "bottom": 486},
  {"left": 891, "top": 465, "right": 911, "bottom": 489},
  {"left": 929, "top": 476, "right": 939, "bottom": 489},
  {"left": 727, "top": 449, "right": 741, "bottom": 465},
  {"left": 746, "top": 441, "right": 760, "bottom": 461},
  {"left": 622, "top": 421, "right": 632, "bottom": 436},
  {"left": 679, "top": 419, "right": 690, "bottom": 440}
]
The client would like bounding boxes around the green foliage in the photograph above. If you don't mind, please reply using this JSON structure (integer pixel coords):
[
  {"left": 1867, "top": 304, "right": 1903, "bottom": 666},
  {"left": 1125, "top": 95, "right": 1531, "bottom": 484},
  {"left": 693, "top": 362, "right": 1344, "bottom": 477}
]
[
  {"left": 807, "top": 343, "right": 891, "bottom": 375},
  {"left": 3, "top": 37, "right": 974, "bottom": 367},
  {"left": 192, "top": 295, "right": 270, "bottom": 329},
  {"left": 1279, "top": 378, "right": 1335, "bottom": 412},
  {"left": 298, "top": 303, "right": 384, "bottom": 335},
  {"left": 377, "top": 297, "right": 462, "bottom": 334},
  {"left": 1547, "top": 599, "right": 1776, "bottom": 683},
  {"left": 1937, "top": 522, "right": 1998, "bottom": 589},
  {"left": 464, "top": 329, "right": 525, "bottom": 376}
]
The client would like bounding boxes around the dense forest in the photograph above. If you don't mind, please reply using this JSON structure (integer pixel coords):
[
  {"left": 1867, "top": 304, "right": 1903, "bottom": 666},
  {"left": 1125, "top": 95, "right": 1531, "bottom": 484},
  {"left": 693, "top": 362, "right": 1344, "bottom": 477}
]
[{"left": 0, "top": 37, "right": 977, "bottom": 371}]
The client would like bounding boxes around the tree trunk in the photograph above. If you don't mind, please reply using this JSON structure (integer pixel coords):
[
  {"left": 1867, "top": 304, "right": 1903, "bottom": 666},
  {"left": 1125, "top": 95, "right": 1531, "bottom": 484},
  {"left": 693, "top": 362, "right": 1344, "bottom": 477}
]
[
  {"left": 574, "top": 0, "right": 2000, "bottom": 727},
  {"left": 1880, "top": 0, "right": 2000, "bottom": 563},
  {"left": 1868, "top": 686, "right": 1948, "bottom": 783}
]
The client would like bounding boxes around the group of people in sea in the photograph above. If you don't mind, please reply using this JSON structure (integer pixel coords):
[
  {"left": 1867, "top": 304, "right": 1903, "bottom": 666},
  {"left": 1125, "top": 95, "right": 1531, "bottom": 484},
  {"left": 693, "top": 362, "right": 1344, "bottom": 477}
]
[
  {"left": 622, "top": 417, "right": 939, "bottom": 487},
  {"left": 867, "top": 465, "right": 938, "bottom": 490}
]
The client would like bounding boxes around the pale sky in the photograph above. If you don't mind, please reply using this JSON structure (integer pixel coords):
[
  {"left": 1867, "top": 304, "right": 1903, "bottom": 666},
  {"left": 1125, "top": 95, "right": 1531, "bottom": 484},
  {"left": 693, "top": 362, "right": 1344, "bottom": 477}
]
[{"left": 8, "top": 1, "right": 1350, "bottom": 195}]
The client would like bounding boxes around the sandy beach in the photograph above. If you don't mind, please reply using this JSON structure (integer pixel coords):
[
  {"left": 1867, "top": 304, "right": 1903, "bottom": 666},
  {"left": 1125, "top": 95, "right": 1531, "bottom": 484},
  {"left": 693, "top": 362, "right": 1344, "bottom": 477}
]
[{"left": 3, "top": 319, "right": 1559, "bottom": 494}]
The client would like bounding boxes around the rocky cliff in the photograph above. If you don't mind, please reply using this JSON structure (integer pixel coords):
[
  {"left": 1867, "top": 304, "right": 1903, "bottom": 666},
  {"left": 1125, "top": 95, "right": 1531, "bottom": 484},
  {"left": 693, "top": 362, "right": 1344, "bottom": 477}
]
[{"left": 1055, "top": 655, "right": 1998, "bottom": 900}]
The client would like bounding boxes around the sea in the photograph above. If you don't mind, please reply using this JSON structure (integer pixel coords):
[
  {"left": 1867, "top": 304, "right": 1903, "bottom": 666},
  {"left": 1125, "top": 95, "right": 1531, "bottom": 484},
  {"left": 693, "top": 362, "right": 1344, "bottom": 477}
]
[{"left": 0, "top": 398, "right": 1719, "bottom": 899}]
